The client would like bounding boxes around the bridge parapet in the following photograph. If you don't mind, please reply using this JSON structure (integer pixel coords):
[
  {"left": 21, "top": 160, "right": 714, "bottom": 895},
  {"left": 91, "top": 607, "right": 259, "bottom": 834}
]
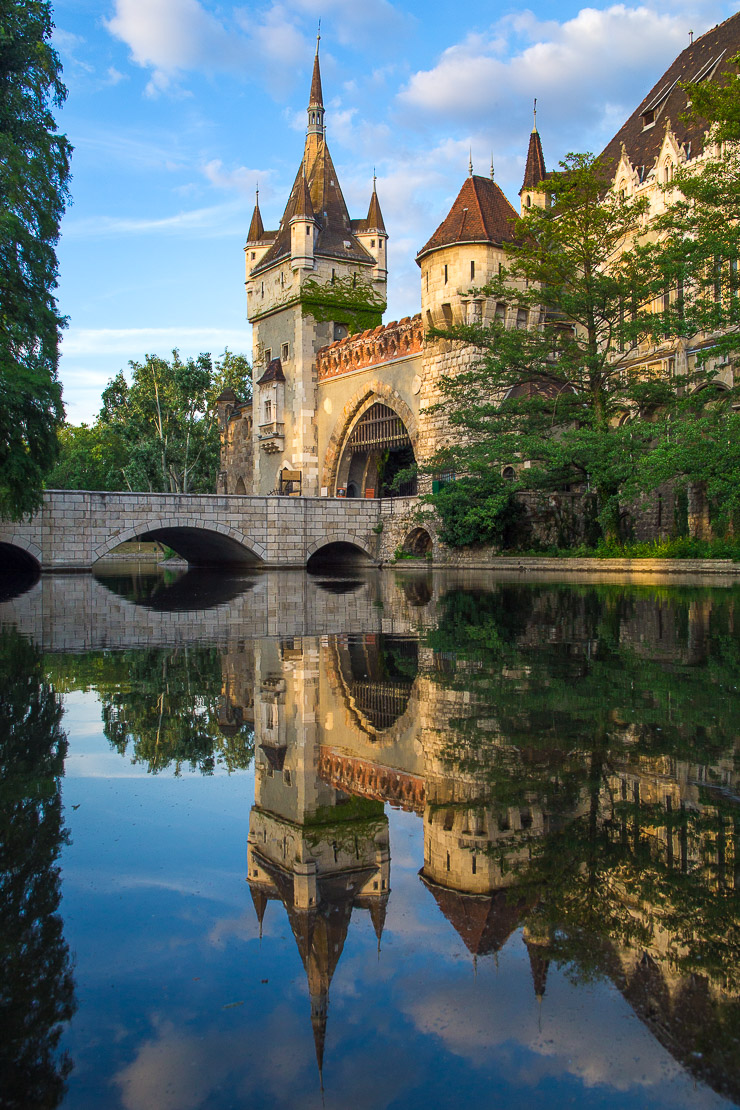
[{"left": 0, "top": 490, "right": 386, "bottom": 571}]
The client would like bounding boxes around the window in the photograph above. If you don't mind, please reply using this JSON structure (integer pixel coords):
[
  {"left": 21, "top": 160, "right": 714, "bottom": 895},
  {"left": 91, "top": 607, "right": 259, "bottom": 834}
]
[
  {"left": 331, "top": 268, "right": 336, "bottom": 284},
  {"left": 250, "top": 251, "right": 255, "bottom": 260},
  {"left": 502, "top": 466, "right": 515, "bottom": 481},
  {"left": 516, "top": 308, "right": 528, "bottom": 329},
  {"left": 370, "top": 239, "right": 375, "bottom": 248},
  {"left": 281, "top": 342, "right": 289, "bottom": 361},
  {"left": 470, "top": 260, "right": 475, "bottom": 280},
  {"left": 264, "top": 399, "right": 272, "bottom": 422},
  {"left": 495, "top": 302, "right": 506, "bottom": 322},
  {"left": 306, "top": 225, "right": 310, "bottom": 235},
  {"left": 444, "top": 264, "right": 448, "bottom": 284},
  {"left": 526, "top": 194, "right": 531, "bottom": 207},
  {"left": 425, "top": 272, "right": 428, "bottom": 292},
  {"left": 378, "top": 241, "right": 383, "bottom": 251},
  {"left": 261, "top": 282, "right": 264, "bottom": 298},
  {"left": 264, "top": 348, "right": 271, "bottom": 364}
]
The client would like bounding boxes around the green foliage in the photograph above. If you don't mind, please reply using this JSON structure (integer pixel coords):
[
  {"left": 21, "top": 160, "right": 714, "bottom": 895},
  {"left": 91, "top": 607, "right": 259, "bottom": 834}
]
[
  {"left": 429, "top": 151, "right": 724, "bottom": 545},
  {"left": 52, "top": 348, "right": 251, "bottom": 493},
  {"left": 426, "top": 471, "right": 522, "bottom": 548},
  {"left": 300, "top": 274, "right": 385, "bottom": 334},
  {"left": 0, "top": 0, "right": 72, "bottom": 519},
  {"left": 0, "top": 629, "right": 75, "bottom": 1105},
  {"left": 513, "top": 535, "right": 740, "bottom": 559},
  {"left": 46, "top": 646, "right": 254, "bottom": 776}
]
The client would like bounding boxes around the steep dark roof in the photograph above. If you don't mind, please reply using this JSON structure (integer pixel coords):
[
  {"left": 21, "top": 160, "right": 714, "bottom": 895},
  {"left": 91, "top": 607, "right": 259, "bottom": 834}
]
[
  {"left": 521, "top": 128, "right": 547, "bottom": 193},
  {"left": 309, "top": 45, "right": 323, "bottom": 108},
  {"left": 294, "top": 170, "right": 316, "bottom": 221},
  {"left": 419, "top": 872, "right": 527, "bottom": 956},
  {"left": 417, "top": 175, "right": 518, "bottom": 261},
  {"left": 256, "top": 358, "right": 285, "bottom": 385},
  {"left": 252, "top": 139, "right": 375, "bottom": 274},
  {"left": 247, "top": 199, "right": 264, "bottom": 243},
  {"left": 600, "top": 14, "right": 740, "bottom": 175}
]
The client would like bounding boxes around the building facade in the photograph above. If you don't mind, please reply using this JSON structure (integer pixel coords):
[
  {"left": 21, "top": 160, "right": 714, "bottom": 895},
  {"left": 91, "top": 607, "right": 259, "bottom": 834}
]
[{"left": 219, "top": 17, "right": 740, "bottom": 516}]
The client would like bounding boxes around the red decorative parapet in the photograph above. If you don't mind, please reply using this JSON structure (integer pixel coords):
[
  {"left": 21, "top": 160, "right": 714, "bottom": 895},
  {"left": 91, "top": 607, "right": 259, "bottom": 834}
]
[
  {"left": 319, "top": 747, "right": 426, "bottom": 813},
  {"left": 316, "top": 314, "right": 424, "bottom": 382}
]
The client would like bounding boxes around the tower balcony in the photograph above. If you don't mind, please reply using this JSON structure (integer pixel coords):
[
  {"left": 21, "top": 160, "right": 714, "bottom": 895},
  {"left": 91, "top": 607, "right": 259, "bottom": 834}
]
[{"left": 258, "top": 421, "right": 285, "bottom": 453}]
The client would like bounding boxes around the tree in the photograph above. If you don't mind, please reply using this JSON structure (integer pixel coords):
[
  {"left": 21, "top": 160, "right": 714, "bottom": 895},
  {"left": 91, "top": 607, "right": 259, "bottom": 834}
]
[
  {"left": 428, "top": 154, "right": 715, "bottom": 543},
  {"left": 52, "top": 348, "right": 251, "bottom": 493},
  {"left": 633, "top": 54, "right": 740, "bottom": 531},
  {"left": 0, "top": 0, "right": 71, "bottom": 520}
]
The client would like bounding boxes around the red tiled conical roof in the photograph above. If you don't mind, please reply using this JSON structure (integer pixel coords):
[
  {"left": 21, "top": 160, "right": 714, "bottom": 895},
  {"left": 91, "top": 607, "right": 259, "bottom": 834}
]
[{"left": 416, "top": 175, "right": 518, "bottom": 262}]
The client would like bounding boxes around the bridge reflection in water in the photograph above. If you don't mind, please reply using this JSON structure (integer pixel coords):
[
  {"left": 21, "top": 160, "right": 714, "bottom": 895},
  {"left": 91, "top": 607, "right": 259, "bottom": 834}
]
[{"left": 2, "top": 570, "right": 740, "bottom": 1106}]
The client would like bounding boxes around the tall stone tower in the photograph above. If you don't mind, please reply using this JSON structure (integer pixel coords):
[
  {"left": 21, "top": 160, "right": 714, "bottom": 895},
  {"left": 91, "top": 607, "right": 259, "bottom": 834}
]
[{"left": 244, "top": 34, "right": 387, "bottom": 496}]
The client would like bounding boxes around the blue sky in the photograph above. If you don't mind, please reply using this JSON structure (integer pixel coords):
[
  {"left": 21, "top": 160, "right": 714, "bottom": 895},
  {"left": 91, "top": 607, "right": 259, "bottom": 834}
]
[{"left": 53, "top": 0, "right": 740, "bottom": 423}]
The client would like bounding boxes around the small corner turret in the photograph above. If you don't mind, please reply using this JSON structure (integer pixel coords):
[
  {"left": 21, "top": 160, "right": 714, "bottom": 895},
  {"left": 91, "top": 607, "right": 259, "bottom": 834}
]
[
  {"left": 519, "top": 99, "right": 549, "bottom": 216},
  {"left": 353, "top": 174, "right": 388, "bottom": 288}
]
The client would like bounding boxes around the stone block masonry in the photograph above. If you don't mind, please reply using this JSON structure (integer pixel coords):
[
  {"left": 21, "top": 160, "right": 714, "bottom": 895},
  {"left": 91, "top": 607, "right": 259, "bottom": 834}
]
[{"left": 0, "top": 491, "right": 384, "bottom": 572}]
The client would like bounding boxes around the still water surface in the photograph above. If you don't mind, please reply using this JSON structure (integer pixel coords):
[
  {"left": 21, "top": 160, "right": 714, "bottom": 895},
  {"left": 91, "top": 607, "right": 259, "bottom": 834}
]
[{"left": 2, "top": 565, "right": 740, "bottom": 1109}]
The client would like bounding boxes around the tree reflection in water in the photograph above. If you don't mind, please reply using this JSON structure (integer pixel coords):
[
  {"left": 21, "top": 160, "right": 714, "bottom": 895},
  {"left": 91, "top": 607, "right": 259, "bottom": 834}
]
[
  {"left": 423, "top": 584, "right": 740, "bottom": 1103},
  {"left": 46, "top": 647, "right": 255, "bottom": 776},
  {"left": 0, "top": 630, "right": 75, "bottom": 1109}
]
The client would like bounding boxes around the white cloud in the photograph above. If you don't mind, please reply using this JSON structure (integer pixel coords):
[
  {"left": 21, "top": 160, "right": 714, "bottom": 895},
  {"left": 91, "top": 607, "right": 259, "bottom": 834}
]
[
  {"left": 62, "top": 199, "right": 249, "bottom": 239},
  {"left": 397, "top": 4, "right": 719, "bottom": 147},
  {"left": 61, "top": 327, "right": 251, "bottom": 358},
  {"left": 202, "top": 160, "right": 271, "bottom": 196},
  {"left": 105, "top": 0, "right": 247, "bottom": 93}
]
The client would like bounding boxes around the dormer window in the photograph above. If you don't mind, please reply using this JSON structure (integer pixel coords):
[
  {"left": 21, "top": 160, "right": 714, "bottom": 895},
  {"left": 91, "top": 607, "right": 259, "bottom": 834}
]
[{"left": 640, "top": 79, "right": 676, "bottom": 131}]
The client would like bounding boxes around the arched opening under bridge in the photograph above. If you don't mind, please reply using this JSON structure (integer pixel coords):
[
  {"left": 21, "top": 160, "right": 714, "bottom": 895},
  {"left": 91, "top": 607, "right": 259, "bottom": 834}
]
[
  {"left": 307, "top": 541, "right": 376, "bottom": 573},
  {"left": 95, "top": 524, "right": 264, "bottom": 567}
]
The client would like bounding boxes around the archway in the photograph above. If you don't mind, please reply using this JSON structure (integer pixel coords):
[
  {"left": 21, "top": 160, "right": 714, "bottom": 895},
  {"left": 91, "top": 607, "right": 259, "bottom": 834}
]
[
  {"left": 0, "top": 542, "right": 41, "bottom": 601},
  {"left": 307, "top": 541, "right": 376, "bottom": 573},
  {"left": 94, "top": 522, "right": 265, "bottom": 567},
  {"left": 402, "top": 527, "right": 433, "bottom": 557},
  {"left": 336, "top": 401, "right": 417, "bottom": 498},
  {"left": 322, "top": 381, "right": 419, "bottom": 497}
]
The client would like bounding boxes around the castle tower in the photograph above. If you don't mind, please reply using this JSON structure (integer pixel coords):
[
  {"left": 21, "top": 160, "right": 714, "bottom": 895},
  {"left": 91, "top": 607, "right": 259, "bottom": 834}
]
[
  {"left": 244, "top": 35, "right": 387, "bottom": 496},
  {"left": 416, "top": 171, "right": 519, "bottom": 330},
  {"left": 519, "top": 102, "right": 549, "bottom": 216}
]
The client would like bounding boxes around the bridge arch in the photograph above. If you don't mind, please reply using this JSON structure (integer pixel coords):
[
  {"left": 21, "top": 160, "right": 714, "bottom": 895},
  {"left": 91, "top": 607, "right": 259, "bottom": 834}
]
[
  {"left": 322, "top": 379, "right": 419, "bottom": 496},
  {"left": 94, "top": 519, "right": 266, "bottom": 566},
  {"left": 306, "top": 536, "right": 377, "bottom": 571},
  {"left": 0, "top": 537, "right": 42, "bottom": 571}
]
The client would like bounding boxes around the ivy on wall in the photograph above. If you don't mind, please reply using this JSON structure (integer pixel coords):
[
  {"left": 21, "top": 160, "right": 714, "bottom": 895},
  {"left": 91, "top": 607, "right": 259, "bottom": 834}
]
[{"left": 300, "top": 275, "right": 385, "bottom": 334}]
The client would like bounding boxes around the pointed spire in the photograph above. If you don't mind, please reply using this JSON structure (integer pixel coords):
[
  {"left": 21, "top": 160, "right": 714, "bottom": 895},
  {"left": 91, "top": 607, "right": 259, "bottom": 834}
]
[
  {"left": 525, "top": 938, "right": 550, "bottom": 1001},
  {"left": 307, "top": 27, "right": 326, "bottom": 138},
  {"left": 533, "top": 96, "right": 537, "bottom": 133},
  {"left": 520, "top": 111, "right": 547, "bottom": 194},
  {"left": 365, "top": 175, "right": 386, "bottom": 233},
  {"left": 490, "top": 154, "right": 495, "bottom": 181},
  {"left": 468, "top": 148, "right": 473, "bottom": 177},
  {"left": 310, "top": 990, "right": 328, "bottom": 1086},
  {"left": 247, "top": 186, "right": 264, "bottom": 242},
  {"left": 294, "top": 164, "right": 315, "bottom": 221},
  {"left": 309, "top": 25, "right": 323, "bottom": 108},
  {"left": 249, "top": 886, "right": 269, "bottom": 934}
]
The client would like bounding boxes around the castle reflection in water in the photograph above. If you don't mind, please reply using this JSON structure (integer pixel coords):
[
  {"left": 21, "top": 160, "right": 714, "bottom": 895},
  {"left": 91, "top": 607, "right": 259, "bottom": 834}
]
[
  {"left": 2, "top": 566, "right": 739, "bottom": 1104},
  {"left": 205, "top": 575, "right": 740, "bottom": 1098}
]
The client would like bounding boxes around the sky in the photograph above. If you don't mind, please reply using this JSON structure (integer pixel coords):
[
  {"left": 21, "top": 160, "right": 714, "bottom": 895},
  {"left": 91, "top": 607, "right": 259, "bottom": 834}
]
[{"left": 52, "top": 0, "right": 740, "bottom": 423}]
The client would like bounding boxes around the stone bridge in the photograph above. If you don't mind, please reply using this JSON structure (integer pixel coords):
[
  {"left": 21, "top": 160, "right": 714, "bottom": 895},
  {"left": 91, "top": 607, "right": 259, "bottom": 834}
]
[{"left": 0, "top": 490, "right": 410, "bottom": 572}]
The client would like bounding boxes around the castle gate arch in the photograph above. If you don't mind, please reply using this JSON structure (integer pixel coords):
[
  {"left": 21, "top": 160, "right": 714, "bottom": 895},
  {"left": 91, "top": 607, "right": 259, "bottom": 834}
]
[{"left": 322, "top": 380, "right": 419, "bottom": 498}]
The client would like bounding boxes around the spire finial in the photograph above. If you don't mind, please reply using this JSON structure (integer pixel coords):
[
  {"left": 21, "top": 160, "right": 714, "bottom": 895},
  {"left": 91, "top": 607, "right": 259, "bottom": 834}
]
[
  {"left": 468, "top": 148, "right": 473, "bottom": 177},
  {"left": 490, "top": 154, "right": 495, "bottom": 181},
  {"left": 255, "top": 183, "right": 259, "bottom": 205},
  {"left": 373, "top": 166, "right": 377, "bottom": 191},
  {"left": 316, "top": 19, "right": 321, "bottom": 54},
  {"left": 689, "top": 29, "right": 693, "bottom": 44},
  {"left": 533, "top": 97, "right": 538, "bottom": 133}
]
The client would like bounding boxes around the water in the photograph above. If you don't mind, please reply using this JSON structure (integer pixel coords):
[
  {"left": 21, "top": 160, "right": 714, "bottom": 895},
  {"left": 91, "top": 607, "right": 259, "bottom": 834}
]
[{"left": 2, "top": 564, "right": 739, "bottom": 1109}]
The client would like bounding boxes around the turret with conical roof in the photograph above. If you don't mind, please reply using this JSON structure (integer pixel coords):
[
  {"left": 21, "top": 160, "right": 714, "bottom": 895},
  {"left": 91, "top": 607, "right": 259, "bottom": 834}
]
[
  {"left": 520, "top": 101, "right": 549, "bottom": 215},
  {"left": 353, "top": 175, "right": 388, "bottom": 283},
  {"left": 416, "top": 171, "right": 519, "bottom": 328}
]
